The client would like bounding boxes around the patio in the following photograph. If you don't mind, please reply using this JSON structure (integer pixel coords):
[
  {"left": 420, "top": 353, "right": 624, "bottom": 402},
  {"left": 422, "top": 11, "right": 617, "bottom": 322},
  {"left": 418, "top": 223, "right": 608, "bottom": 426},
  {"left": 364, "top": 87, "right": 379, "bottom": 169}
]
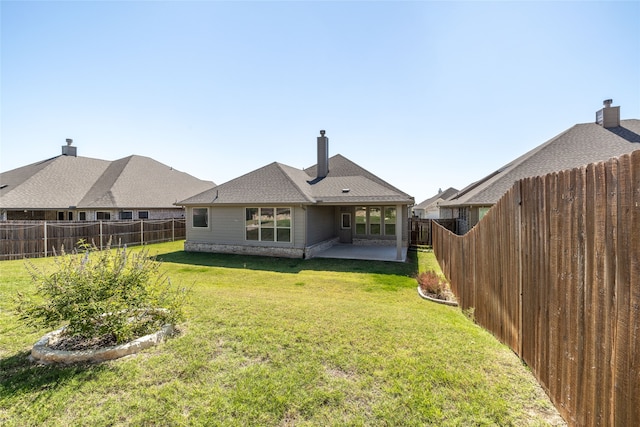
[{"left": 313, "top": 244, "right": 408, "bottom": 262}]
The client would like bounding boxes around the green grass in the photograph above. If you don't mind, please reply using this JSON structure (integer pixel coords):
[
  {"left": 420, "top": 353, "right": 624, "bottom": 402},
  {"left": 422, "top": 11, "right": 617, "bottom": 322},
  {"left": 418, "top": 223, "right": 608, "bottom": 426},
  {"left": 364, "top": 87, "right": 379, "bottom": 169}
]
[{"left": 0, "top": 241, "right": 561, "bottom": 426}]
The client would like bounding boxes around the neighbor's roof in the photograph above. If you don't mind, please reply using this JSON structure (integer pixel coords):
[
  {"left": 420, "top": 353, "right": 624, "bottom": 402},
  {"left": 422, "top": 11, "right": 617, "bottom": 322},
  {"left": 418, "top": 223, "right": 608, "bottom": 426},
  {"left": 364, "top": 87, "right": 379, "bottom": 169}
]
[
  {"left": 414, "top": 187, "right": 459, "bottom": 210},
  {"left": 0, "top": 154, "right": 215, "bottom": 210},
  {"left": 179, "top": 154, "right": 414, "bottom": 206},
  {"left": 441, "top": 119, "right": 640, "bottom": 207}
]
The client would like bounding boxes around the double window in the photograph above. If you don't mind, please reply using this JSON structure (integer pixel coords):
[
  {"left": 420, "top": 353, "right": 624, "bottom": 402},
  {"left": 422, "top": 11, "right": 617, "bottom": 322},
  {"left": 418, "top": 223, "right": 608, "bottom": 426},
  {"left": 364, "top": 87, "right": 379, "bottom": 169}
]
[
  {"left": 355, "top": 206, "right": 396, "bottom": 236},
  {"left": 246, "top": 207, "right": 291, "bottom": 242}
]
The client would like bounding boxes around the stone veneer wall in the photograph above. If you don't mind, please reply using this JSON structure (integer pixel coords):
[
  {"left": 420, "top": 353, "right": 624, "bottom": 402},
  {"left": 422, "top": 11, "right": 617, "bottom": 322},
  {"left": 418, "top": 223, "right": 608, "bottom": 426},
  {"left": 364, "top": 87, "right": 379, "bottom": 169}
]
[
  {"left": 185, "top": 237, "right": 341, "bottom": 260},
  {"left": 353, "top": 238, "right": 407, "bottom": 246},
  {"left": 304, "top": 237, "right": 339, "bottom": 259},
  {"left": 185, "top": 242, "right": 304, "bottom": 258}
]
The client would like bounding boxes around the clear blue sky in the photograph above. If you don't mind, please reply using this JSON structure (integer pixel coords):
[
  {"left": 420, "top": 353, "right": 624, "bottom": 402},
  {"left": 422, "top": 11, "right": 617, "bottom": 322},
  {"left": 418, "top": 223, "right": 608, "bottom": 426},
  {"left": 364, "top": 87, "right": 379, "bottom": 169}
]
[{"left": 2, "top": 1, "right": 639, "bottom": 203}]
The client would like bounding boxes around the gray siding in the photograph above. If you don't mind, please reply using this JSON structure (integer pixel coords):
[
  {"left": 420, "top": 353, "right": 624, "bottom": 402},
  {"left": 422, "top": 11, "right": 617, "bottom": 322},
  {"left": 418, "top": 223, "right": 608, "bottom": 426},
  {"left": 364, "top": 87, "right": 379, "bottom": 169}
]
[
  {"left": 186, "top": 205, "right": 305, "bottom": 249},
  {"left": 305, "top": 205, "right": 336, "bottom": 245}
]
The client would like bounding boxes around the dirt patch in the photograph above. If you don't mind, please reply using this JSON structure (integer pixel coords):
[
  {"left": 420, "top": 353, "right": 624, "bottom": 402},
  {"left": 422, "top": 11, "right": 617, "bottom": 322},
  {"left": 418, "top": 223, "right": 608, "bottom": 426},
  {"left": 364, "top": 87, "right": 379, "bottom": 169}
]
[{"left": 47, "top": 333, "right": 118, "bottom": 351}]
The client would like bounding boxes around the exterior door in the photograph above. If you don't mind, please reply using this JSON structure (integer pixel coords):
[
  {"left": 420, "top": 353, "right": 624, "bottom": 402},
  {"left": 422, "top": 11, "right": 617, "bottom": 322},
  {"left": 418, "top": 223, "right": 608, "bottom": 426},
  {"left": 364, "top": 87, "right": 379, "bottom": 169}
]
[{"left": 339, "top": 212, "right": 353, "bottom": 243}]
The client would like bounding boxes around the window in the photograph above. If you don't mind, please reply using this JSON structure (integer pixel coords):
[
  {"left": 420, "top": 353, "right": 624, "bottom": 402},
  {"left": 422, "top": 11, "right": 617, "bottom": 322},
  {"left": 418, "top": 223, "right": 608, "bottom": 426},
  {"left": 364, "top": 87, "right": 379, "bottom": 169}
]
[
  {"left": 353, "top": 206, "right": 397, "bottom": 236},
  {"left": 369, "top": 207, "right": 381, "bottom": 235},
  {"left": 192, "top": 208, "right": 208, "bottom": 228},
  {"left": 276, "top": 208, "right": 291, "bottom": 242},
  {"left": 341, "top": 213, "right": 351, "bottom": 229},
  {"left": 97, "top": 212, "right": 111, "bottom": 220},
  {"left": 57, "top": 211, "right": 65, "bottom": 220},
  {"left": 120, "top": 211, "right": 133, "bottom": 220},
  {"left": 138, "top": 211, "right": 149, "bottom": 219},
  {"left": 260, "top": 208, "right": 275, "bottom": 241},
  {"left": 355, "top": 207, "right": 366, "bottom": 235},
  {"left": 67, "top": 212, "right": 73, "bottom": 221},
  {"left": 79, "top": 212, "right": 87, "bottom": 221},
  {"left": 246, "top": 207, "right": 291, "bottom": 242},
  {"left": 384, "top": 207, "right": 396, "bottom": 235},
  {"left": 479, "top": 207, "right": 490, "bottom": 221}
]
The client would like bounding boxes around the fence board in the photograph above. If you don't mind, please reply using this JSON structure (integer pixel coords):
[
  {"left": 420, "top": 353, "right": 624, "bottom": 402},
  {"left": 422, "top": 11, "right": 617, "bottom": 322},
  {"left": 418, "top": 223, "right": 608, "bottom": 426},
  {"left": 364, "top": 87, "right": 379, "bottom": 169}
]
[{"left": 629, "top": 150, "right": 640, "bottom": 427}]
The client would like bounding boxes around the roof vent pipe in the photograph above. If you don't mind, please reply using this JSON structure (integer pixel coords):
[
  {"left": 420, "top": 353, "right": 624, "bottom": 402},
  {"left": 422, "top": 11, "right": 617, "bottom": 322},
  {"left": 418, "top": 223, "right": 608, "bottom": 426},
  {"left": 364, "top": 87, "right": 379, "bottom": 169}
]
[{"left": 317, "top": 130, "right": 329, "bottom": 179}]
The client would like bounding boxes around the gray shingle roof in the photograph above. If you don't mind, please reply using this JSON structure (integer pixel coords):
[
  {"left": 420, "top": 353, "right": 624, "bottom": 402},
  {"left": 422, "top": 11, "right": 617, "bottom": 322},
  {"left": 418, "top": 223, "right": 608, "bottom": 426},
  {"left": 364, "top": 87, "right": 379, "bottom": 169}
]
[
  {"left": 0, "top": 154, "right": 215, "bottom": 210},
  {"left": 441, "top": 119, "right": 640, "bottom": 207},
  {"left": 415, "top": 187, "right": 459, "bottom": 209},
  {"left": 179, "top": 154, "right": 414, "bottom": 206}
]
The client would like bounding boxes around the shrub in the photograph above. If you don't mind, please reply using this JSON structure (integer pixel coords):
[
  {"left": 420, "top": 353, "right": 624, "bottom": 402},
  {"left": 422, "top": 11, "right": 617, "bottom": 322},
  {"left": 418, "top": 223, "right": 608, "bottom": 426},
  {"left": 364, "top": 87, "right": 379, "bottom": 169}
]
[
  {"left": 416, "top": 270, "right": 447, "bottom": 299},
  {"left": 16, "top": 242, "right": 188, "bottom": 344}
]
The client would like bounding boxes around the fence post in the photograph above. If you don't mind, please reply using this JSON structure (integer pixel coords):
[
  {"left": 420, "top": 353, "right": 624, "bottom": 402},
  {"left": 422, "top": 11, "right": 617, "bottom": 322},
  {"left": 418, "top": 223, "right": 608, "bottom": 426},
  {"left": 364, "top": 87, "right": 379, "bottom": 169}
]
[
  {"left": 172, "top": 218, "right": 175, "bottom": 242},
  {"left": 99, "top": 221, "right": 103, "bottom": 250},
  {"left": 141, "top": 220, "right": 144, "bottom": 245},
  {"left": 43, "top": 221, "right": 47, "bottom": 257}
]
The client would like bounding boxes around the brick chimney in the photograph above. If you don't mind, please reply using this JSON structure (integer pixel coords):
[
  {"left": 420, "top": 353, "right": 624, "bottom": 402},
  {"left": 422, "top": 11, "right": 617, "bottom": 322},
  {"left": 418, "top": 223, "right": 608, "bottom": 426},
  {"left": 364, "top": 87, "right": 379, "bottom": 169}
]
[
  {"left": 317, "top": 130, "right": 329, "bottom": 179},
  {"left": 595, "top": 99, "right": 620, "bottom": 128},
  {"left": 61, "top": 138, "right": 77, "bottom": 156}
]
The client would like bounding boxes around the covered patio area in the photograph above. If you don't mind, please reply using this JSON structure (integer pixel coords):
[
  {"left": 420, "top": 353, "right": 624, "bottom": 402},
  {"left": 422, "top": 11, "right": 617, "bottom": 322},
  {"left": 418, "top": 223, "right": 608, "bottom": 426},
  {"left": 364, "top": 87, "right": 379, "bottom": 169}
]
[{"left": 313, "top": 244, "right": 408, "bottom": 262}]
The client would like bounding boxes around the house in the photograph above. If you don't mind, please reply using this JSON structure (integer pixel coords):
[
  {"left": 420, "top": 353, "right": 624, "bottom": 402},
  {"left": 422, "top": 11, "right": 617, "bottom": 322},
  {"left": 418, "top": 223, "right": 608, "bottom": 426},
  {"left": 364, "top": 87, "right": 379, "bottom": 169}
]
[
  {"left": 439, "top": 100, "right": 640, "bottom": 233},
  {"left": 412, "top": 187, "right": 458, "bottom": 219},
  {"left": 0, "top": 139, "right": 215, "bottom": 221},
  {"left": 178, "top": 131, "right": 414, "bottom": 260}
]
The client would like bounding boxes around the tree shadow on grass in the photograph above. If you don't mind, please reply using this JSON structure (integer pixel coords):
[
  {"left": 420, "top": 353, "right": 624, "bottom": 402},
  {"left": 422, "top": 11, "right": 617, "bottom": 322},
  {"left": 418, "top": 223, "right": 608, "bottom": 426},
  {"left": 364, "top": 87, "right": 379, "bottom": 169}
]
[
  {"left": 0, "top": 350, "right": 109, "bottom": 398},
  {"left": 156, "top": 250, "right": 419, "bottom": 277}
]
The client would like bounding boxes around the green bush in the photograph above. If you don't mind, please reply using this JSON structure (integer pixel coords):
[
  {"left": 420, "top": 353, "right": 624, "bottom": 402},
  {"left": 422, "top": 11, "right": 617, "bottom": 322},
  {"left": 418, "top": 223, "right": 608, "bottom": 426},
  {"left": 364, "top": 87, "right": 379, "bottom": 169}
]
[{"left": 16, "top": 242, "right": 188, "bottom": 344}]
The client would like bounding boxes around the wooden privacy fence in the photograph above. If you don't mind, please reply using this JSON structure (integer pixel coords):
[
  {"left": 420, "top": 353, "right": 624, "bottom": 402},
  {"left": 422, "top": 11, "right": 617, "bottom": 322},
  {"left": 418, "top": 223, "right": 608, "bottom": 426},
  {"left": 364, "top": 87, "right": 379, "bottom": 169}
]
[
  {"left": 0, "top": 219, "right": 186, "bottom": 260},
  {"left": 433, "top": 151, "right": 639, "bottom": 427}
]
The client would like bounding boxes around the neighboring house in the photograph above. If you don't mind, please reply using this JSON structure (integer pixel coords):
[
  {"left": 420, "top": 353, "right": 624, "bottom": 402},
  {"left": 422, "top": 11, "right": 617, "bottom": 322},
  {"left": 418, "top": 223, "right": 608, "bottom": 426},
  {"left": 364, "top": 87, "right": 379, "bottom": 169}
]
[
  {"left": 412, "top": 187, "right": 458, "bottom": 219},
  {"left": 439, "top": 100, "right": 640, "bottom": 234},
  {"left": 178, "top": 131, "right": 414, "bottom": 260},
  {"left": 0, "top": 140, "right": 215, "bottom": 221}
]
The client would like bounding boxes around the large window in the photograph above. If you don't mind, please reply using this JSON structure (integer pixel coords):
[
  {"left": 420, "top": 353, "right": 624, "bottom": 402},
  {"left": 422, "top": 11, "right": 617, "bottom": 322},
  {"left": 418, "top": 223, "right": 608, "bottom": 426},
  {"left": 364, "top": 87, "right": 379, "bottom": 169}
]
[
  {"left": 246, "top": 207, "right": 291, "bottom": 242},
  {"left": 192, "top": 208, "right": 208, "bottom": 228},
  {"left": 369, "top": 207, "right": 381, "bottom": 235},
  {"left": 384, "top": 207, "right": 396, "bottom": 235},
  {"left": 354, "top": 206, "right": 397, "bottom": 236},
  {"left": 120, "top": 211, "right": 133, "bottom": 220},
  {"left": 355, "top": 207, "right": 367, "bottom": 234}
]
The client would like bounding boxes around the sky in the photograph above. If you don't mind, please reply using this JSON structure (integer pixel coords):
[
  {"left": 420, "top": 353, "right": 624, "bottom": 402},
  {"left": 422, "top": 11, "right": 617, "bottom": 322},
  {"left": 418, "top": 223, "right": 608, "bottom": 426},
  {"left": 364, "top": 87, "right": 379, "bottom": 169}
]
[{"left": 1, "top": 1, "right": 639, "bottom": 203}]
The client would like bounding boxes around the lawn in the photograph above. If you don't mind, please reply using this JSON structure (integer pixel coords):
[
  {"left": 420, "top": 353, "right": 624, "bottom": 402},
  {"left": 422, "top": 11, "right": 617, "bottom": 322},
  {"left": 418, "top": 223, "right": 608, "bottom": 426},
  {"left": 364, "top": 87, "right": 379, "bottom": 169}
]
[{"left": 0, "top": 242, "right": 563, "bottom": 426}]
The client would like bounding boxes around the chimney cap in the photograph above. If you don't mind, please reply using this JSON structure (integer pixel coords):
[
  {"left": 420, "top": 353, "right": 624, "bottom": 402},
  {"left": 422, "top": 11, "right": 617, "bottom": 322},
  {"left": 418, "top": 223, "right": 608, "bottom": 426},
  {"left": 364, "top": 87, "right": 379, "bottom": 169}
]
[
  {"left": 320, "top": 130, "right": 325, "bottom": 136},
  {"left": 65, "top": 138, "right": 73, "bottom": 146},
  {"left": 603, "top": 99, "right": 613, "bottom": 108}
]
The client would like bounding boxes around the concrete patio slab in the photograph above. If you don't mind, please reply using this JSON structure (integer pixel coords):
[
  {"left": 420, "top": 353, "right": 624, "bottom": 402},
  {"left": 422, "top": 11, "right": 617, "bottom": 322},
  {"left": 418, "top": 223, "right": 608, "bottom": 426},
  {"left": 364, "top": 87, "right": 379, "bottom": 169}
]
[{"left": 313, "top": 244, "right": 408, "bottom": 262}]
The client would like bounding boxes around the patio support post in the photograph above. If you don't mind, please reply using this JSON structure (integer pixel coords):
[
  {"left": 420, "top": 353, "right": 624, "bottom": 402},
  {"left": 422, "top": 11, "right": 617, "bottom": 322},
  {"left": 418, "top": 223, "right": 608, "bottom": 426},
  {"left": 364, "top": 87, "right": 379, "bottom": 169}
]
[{"left": 396, "top": 204, "right": 402, "bottom": 260}]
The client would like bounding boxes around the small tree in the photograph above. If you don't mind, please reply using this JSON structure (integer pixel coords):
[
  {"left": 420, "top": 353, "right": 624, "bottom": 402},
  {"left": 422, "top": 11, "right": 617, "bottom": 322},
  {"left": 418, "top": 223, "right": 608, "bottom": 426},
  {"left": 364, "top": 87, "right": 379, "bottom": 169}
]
[{"left": 16, "top": 242, "right": 188, "bottom": 344}]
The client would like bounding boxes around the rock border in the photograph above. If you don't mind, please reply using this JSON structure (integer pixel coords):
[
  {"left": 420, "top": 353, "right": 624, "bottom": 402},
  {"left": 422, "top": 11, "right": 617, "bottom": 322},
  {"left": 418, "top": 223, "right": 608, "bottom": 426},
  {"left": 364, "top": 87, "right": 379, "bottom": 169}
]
[
  {"left": 30, "top": 324, "right": 175, "bottom": 364},
  {"left": 417, "top": 286, "right": 459, "bottom": 307}
]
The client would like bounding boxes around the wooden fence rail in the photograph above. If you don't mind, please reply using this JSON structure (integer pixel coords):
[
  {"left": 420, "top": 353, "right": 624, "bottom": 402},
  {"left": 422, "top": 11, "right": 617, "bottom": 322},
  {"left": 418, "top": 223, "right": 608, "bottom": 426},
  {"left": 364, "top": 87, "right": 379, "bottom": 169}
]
[
  {"left": 433, "top": 150, "right": 639, "bottom": 426},
  {"left": 0, "top": 219, "right": 186, "bottom": 260}
]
